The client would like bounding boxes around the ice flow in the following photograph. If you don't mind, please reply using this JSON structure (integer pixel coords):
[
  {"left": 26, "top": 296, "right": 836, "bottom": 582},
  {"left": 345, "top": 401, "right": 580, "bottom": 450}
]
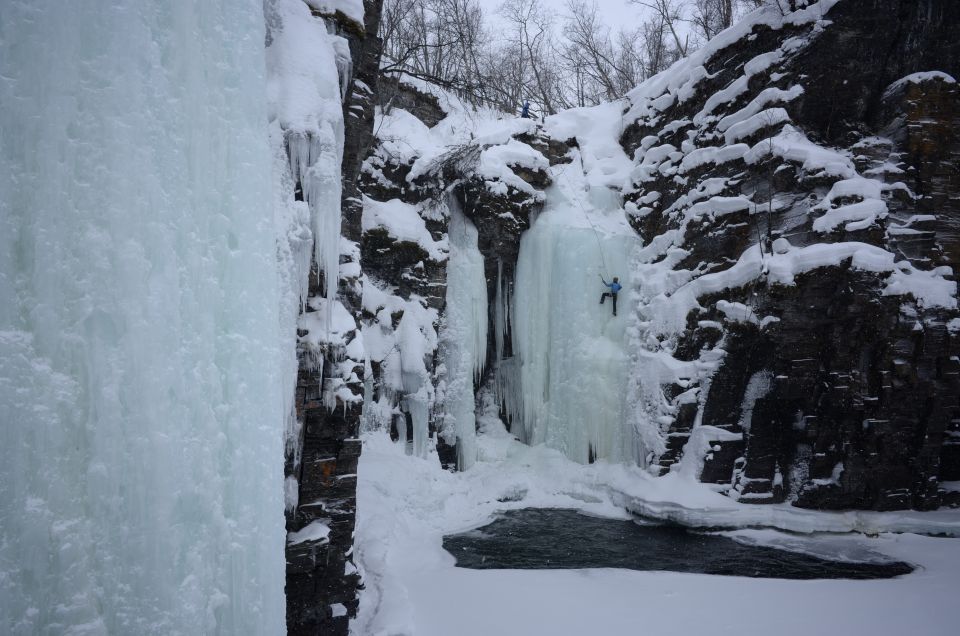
[
  {"left": 0, "top": 2, "right": 286, "bottom": 634},
  {"left": 502, "top": 156, "right": 638, "bottom": 465}
]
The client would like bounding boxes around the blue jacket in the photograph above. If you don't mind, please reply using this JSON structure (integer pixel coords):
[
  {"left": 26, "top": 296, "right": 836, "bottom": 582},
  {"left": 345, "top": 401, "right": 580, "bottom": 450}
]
[{"left": 605, "top": 281, "right": 622, "bottom": 293}]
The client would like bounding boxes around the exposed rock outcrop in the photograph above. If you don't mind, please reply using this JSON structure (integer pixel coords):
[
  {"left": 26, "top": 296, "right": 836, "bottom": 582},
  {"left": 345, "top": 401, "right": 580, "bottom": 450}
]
[
  {"left": 620, "top": 0, "right": 960, "bottom": 510},
  {"left": 280, "top": 2, "right": 383, "bottom": 635}
]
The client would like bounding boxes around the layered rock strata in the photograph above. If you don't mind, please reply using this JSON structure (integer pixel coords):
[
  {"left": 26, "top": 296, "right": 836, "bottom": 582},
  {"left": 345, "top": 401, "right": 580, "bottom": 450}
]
[{"left": 620, "top": 0, "right": 960, "bottom": 509}]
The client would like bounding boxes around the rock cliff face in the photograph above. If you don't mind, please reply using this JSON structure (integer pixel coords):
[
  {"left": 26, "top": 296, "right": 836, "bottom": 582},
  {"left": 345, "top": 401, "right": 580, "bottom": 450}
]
[{"left": 619, "top": 0, "right": 960, "bottom": 509}]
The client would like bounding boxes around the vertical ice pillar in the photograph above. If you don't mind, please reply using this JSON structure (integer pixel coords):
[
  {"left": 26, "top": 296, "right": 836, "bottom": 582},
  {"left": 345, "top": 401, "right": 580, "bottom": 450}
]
[
  {"left": 398, "top": 308, "right": 434, "bottom": 459},
  {"left": 441, "top": 198, "right": 489, "bottom": 469},
  {"left": 494, "top": 259, "right": 512, "bottom": 366},
  {"left": 0, "top": 2, "right": 285, "bottom": 634}
]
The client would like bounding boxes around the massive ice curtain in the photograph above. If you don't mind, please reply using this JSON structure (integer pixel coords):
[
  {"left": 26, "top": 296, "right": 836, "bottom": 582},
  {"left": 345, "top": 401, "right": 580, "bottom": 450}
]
[
  {"left": 504, "top": 156, "right": 637, "bottom": 465},
  {"left": 0, "top": 2, "right": 286, "bottom": 633}
]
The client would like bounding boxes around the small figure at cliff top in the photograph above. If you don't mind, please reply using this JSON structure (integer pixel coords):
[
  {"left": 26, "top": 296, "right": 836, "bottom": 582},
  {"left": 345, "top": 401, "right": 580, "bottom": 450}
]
[
  {"left": 599, "top": 276, "right": 621, "bottom": 316},
  {"left": 520, "top": 100, "right": 531, "bottom": 118}
]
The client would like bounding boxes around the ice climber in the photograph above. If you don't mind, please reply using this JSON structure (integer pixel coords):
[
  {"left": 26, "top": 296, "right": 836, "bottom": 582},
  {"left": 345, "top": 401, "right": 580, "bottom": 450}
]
[
  {"left": 599, "top": 276, "right": 621, "bottom": 316},
  {"left": 520, "top": 99, "right": 531, "bottom": 118}
]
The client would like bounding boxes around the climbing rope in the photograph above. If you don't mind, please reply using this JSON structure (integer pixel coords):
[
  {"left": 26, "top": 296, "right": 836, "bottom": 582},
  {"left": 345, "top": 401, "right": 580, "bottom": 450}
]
[{"left": 555, "top": 152, "right": 613, "bottom": 277}]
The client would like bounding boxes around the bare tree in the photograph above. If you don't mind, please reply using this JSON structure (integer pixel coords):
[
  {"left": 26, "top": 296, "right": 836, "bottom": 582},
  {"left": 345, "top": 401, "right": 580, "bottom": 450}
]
[
  {"left": 380, "top": 0, "right": 495, "bottom": 106},
  {"left": 561, "top": 2, "right": 613, "bottom": 104},
  {"left": 691, "top": 0, "right": 734, "bottom": 40},
  {"left": 555, "top": 0, "right": 691, "bottom": 108},
  {"left": 629, "top": 0, "right": 690, "bottom": 58},
  {"left": 498, "top": 0, "right": 563, "bottom": 116},
  {"left": 378, "top": 0, "right": 774, "bottom": 116},
  {"left": 637, "top": 12, "right": 681, "bottom": 78}
]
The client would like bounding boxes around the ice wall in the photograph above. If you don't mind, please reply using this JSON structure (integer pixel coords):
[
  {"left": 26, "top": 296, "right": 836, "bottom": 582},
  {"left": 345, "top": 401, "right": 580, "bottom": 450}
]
[
  {"left": 505, "top": 161, "right": 637, "bottom": 464},
  {"left": 441, "top": 198, "right": 489, "bottom": 469},
  {"left": 0, "top": 2, "right": 285, "bottom": 634}
]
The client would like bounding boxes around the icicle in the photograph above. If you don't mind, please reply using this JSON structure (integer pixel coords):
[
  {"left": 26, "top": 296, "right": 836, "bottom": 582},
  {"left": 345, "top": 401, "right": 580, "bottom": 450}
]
[
  {"left": 286, "top": 127, "right": 344, "bottom": 333},
  {"left": 306, "top": 157, "right": 342, "bottom": 307},
  {"left": 335, "top": 42, "right": 353, "bottom": 102},
  {"left": 359, "top": 349, "right": 376, "bottom": 433},
  {"left": 394, "top": 306, "right": 434, "bottom": 458},
  {"left": 323, "top": 21, "right": 354, "bottom": 103},
  {"left": 292, "top": 214, "right": 313, "bottom": 312},
  {"left": 396, "top": 412, "right": 408, "bottom": 447},
  {"left": 406, "top": 391, "right": 431, "bottom": 458}
]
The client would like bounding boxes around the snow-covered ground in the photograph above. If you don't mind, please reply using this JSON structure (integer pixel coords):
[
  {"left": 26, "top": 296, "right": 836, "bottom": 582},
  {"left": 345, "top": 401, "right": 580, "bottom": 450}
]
[{"left": 354, "top": 430, "right": 960, "bottom": 636}]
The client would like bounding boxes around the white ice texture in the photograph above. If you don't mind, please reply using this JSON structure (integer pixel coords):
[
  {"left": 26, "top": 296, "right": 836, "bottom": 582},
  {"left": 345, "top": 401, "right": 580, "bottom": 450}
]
[
  {"left": 441, "top": 198, "right": 488, "bottom": 469},
  {"left": 0, "top": 3, "right": 286, "bottom": 634},
  {"left": 504, "top": 163, "right": 638, "bottom": 465},
  {"left": 267, "top": 0, "right": 350, "bottom": 313}
]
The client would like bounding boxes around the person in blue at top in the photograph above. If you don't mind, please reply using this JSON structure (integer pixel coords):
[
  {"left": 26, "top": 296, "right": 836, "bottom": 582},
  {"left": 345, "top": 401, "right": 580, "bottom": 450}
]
[
  {"left": 520, "top": 99, "right": 531, "bottom": 118},
  {"left": 599, "top": 276, "right": 621, "bottom": 316}
]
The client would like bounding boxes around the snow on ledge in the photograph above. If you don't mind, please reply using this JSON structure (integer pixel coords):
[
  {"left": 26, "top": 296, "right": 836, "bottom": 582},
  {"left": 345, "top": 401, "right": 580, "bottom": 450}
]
[
  {"left": 745, "top": 124, "right": 854, "bottom": 178},
  {"left": 477, "top": 138, "right": 549, "bottom": 197},
  {"left": 480, "top": 138, "right": 548, "bottom": 173},
  {"left": 299, "top": 297, "right": 357, "bottom": 348},
  {"left": 645, "top": 241, "right": 956, "bottom": 335},
  {"left": 305, "top": 0, "right": 364, "bottom": 25},
  {"left": 361, "top": 196, "right": 448, "bottom": 261},
  {"left": 288, "top": 519, "right": 331, "bottom": 545},
  {"left": 812, "top": 199, "right": 887, "bottom": 233},
  {"left": 717, "top": 85, "right": 804, "bottom": 133},
  {"left": 767, "top": 242, "right": 956, "bottom": 309},
  {"left": 884, "top": 71, "right": 958, "bottom": 96}
]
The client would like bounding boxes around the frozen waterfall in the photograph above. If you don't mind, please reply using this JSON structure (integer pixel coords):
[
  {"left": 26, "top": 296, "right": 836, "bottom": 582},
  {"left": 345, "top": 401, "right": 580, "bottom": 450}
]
[
  {"left": 0, "top": 2, "right": 286, "bottom": 634},
  {"left": 502, "top": 157, "right": 638, "bottom": 465}
]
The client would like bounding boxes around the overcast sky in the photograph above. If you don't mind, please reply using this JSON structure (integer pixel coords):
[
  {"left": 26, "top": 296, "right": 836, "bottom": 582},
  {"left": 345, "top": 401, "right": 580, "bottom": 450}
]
[
  {"left": 482, "top": 0, "right": 652, "bottom": 34},
  {"left": 539, "top": 0, "right": 644, "bottom": 27}
]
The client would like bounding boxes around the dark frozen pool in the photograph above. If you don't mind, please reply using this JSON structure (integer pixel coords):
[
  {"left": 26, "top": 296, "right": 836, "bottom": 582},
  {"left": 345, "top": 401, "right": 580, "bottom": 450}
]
[{"left": 443, "top": 508, "right": 913, "bottom": 580}]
